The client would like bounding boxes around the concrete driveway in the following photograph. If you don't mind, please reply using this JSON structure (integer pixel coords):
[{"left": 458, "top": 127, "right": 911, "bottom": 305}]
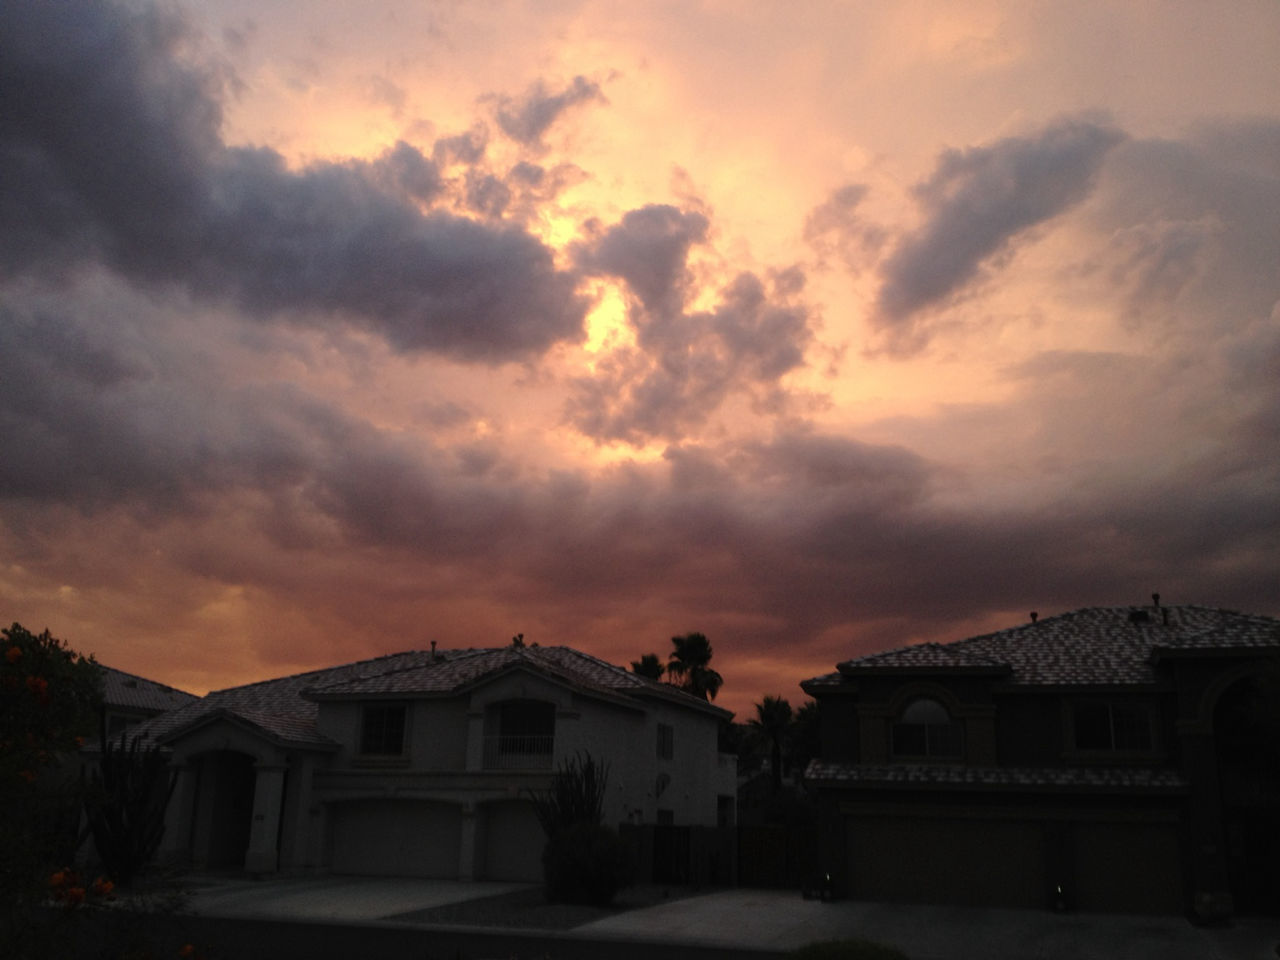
[
  {"left": 182, "top": 874, "right": 1279, "bottom": 960},
  {"left": 183, "top": 873, "right": 533, "bottom": 921}
]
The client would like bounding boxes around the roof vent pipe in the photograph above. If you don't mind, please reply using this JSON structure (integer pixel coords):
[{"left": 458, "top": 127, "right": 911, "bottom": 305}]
[
  {"left": 1030, "top": 612, "right": 1038, "bottom": 623},
  {"left": 1152, "top": 592, "right": 1160, "bottom": 608}
]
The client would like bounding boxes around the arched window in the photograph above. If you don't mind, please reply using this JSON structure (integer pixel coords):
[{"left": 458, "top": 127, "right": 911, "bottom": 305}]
[{"left": 892, "top": 697, "right": 962, "bottom": 759}]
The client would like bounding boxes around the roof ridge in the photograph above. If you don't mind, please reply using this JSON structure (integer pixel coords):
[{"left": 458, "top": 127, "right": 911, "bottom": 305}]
[
  {"left": 206, "top": 649, "right": 431, "bottom": 695},
  {"left": 99, "top": 663, "right": 199, "bottom": 699}
]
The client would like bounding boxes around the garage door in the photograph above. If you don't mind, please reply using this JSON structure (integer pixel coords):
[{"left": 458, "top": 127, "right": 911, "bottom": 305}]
[
  {"left": 848, "top": 815, "right": 1045, "bottom": 908},
  {"left": 330, "top": 799, "right": 462, "bottom": 877},
  {"left": 1073, "top": 822, "right": 1181, "bottom": 913},
  {"left": 483, "top": 799, "right": 545, "bottom": 881}
]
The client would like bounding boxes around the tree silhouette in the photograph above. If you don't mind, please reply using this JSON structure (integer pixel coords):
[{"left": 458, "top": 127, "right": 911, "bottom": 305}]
[
  {"left": 748, "top": 695, "right": 793, "bottom": 791},
  {"left": 630, "top": 653, "right": 665, "bottom": 680},
  {"left": 666, "top": 632, "right": 723, "bottom": 701}
]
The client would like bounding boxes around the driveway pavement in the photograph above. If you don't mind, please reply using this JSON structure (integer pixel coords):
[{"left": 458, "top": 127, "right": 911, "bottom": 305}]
[{"left": 182, "top": 874, "right": 1280, "bottom": 960}]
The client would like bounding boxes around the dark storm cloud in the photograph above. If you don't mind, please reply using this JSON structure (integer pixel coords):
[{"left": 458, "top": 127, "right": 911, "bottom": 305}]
[
  {"left": 0, "top": 1, "right": 586, "bottom": 363},
  {"left": 873, "top": 117, "right": 1124, "bottom": 352},
  {"left": 566, "top": 270, "right": 814, "bottom": 444},
  {"left": 576, "top": 205, "right": 710, "bottom": 320},
  {"left": 494, "top": 76, "right": 604, "bottom": 148},
  {"left": 567, "top": 206, "right": 815, "bottom": 443}
]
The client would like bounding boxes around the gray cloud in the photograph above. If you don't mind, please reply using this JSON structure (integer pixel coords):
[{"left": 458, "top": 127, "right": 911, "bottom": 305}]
[
  {"left": 0, "top": 1, "right": 586, "bottom": 363},
  {"left": 566, "top": 269, "right": 814, "bottom": 444},
  {"left": 874, "top": 117, "right": 1124, "bottom": 353},
  {"left": 576, "top": 205, "right": 710, "bottom": 321},
  {"left": 803, "top": 183, "right": 886, "bottom": 273},
  {"left": 495, "top": 76, "right": 605, "bottom": 147}
]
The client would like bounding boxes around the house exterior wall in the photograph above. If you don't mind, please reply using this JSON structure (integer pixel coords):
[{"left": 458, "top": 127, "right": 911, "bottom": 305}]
[
  {"left": 300, "top": 668, "right": 733, "bottom": 881},
  {"left": 808, "top": 641, "right": 1280, "bottom": 917}
]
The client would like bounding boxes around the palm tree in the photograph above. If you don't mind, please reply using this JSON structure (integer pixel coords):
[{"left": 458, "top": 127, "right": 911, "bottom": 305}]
[
  {"left": 666, "top": 632, "right": 723, "bottom": 701},
  {"left": 748, "top": 695, "right": 793, "bottom": 791},
  {"left": 630, "top": 653, "right": 665, "bottom": 680}
]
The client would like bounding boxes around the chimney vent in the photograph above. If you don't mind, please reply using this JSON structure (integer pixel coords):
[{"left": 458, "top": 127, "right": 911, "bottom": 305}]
[
  {"left": 1152, "top": 592, "right": 1160, "bottom": 608},
  {"left": 1030, "top": 612, "right": 1038, "bottom": 623}
]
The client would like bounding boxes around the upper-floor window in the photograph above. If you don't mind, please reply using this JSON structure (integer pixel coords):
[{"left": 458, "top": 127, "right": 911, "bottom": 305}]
[
  {"left": 1072, "top": 701, "right": 1153, "bottom": 752},
  {"left": 360, "top": 702, "right": 408, "bottom": 756},
  {"left": 484, "top": 699, "right": 555, "bottom": 769},
  {"left": 657, "top": 723, "right": 674, "bottom": 760},
  {"left": 892, "top": 697, "right": 962, "bottom": 759}
]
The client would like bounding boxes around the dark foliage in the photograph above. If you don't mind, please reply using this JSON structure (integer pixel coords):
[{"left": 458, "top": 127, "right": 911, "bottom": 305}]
[
  {"left": 526, "top": 751, "right": 610, "bottom": 836},
  {"left": 541, "top": 821, "right": 633, "bottom": 906}
]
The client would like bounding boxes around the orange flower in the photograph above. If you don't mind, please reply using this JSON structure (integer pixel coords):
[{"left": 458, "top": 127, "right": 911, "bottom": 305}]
[
  {"left": 5, "top": 645, "right": 21, "bottom": 664},
  {"left": 50, "top": 870, "right": 67, "bottom": 889},
  {"left": 63, "top": 886, "right": 86, "bottom": 906},
  {"left": 92, "top": 877, "right": 115, "bottom": 898}
]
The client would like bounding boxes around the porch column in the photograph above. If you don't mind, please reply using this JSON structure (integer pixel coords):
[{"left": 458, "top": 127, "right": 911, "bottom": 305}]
[
  {"left": 465, "top": 710, "right": 485, "bottom": 772},
  {"left": 458, "top": 802, "right": 480, "bottom": 880},
  {"left": 158, "top": 761, "right": 197, "bottom": 866},
  {"left": 244, "top": 763, "right": 286, "bottom": 874}
]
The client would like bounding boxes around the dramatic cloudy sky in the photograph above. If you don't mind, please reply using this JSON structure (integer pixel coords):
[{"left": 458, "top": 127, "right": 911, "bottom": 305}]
[{"left": 3, "top": 1, "right": 1278, "bottom": 716}]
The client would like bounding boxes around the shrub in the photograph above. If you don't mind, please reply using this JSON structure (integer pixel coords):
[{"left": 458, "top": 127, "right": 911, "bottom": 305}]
[
  {"left": 790, "top": 939, "right": 910, "bottom": 960},
  {"left": 526, "top": 752, "right": 610, "bottom": 835},
  {"left": 541, "top": 821, "right": 633, "bottom": 906}
]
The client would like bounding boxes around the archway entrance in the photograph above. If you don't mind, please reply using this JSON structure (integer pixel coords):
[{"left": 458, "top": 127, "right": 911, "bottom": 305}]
[
  {"left": 1215, "top": 673, "right": 1280, "bottom": 915},
  {"left": 192, "top": 751, "right": 256, "bottom": 870}
]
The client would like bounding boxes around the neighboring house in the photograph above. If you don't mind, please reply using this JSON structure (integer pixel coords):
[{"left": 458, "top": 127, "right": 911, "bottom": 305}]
[
  {"left": 99, "top": 665, "right": 200, "bottom": 739},
  {"left": 801, "top": 602, "right": 1280, "bottom": 918},
  {"left": 130, "top": 645, "right": 735, "bottom": 881}
]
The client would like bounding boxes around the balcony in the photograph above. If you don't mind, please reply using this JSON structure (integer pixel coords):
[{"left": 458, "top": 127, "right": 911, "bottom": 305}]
[{"left": 483, "top": 734, "right": 554, "bottom": 770}]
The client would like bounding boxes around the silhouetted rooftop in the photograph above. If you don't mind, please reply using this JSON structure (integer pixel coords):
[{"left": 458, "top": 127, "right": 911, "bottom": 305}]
[
  {"left": 127, "top": 644, "right": 727, "bottom": 749},
  {"left": 806, "top": 604, "right": 1280, "bottom": 688}
]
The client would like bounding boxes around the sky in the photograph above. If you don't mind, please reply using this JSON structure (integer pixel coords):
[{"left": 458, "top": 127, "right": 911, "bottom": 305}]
[{"left": 2, "top": 0, "right": 1278, "bottom": 719}]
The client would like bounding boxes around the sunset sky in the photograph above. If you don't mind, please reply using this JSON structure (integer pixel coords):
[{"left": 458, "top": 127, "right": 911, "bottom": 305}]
[{"left": 3, "top": 1, "right": 1278, "bottom": 718}]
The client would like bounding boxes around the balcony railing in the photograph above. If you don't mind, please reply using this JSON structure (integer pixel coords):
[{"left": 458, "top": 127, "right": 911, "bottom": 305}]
[{"left": 483, "top": 734, "right": 554, "bottom": 770}]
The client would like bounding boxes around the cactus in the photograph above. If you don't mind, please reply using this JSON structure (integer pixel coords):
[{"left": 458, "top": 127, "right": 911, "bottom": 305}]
[{"left": 83, "top": 733, "right": 175, "bottom": 886}]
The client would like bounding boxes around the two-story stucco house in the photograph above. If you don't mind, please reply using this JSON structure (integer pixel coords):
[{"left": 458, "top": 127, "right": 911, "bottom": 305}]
[
  {"left": 132, "top": 645, "right": 735, "bottom": 881},
  {"left": 801, "top": 602, "right": 1279, "bottom": 918}
]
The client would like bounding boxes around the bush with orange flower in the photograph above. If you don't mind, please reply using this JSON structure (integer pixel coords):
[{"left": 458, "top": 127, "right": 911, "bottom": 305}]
[{"left": 1, "top": 623, "right": 102, "bottom": 947}]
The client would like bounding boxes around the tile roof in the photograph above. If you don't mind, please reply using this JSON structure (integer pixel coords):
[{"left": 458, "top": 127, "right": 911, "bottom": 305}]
[
  {"left": 823, "top": 605, "right": 1280, "bottom": 687},
  {"left": 129, "top": 645, "right": 725, "bottom": 749},
  {"left": 805, "top": 760, "right": 1188, "bottom": 793},
  {"left": 130, "top": 649, "right": 434, "bottom": 749},
  {"left": 100, "top": 665, "right": 199, "bottom": 713}
]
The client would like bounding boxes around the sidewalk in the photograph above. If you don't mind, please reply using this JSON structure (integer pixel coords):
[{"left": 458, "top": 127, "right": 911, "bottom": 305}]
[
  {"left": 180, "top": 874, "right": 1280, "bottom": 960},
  {"left": 575, "top": 889, "right": 1278, "bottom": 959}
]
